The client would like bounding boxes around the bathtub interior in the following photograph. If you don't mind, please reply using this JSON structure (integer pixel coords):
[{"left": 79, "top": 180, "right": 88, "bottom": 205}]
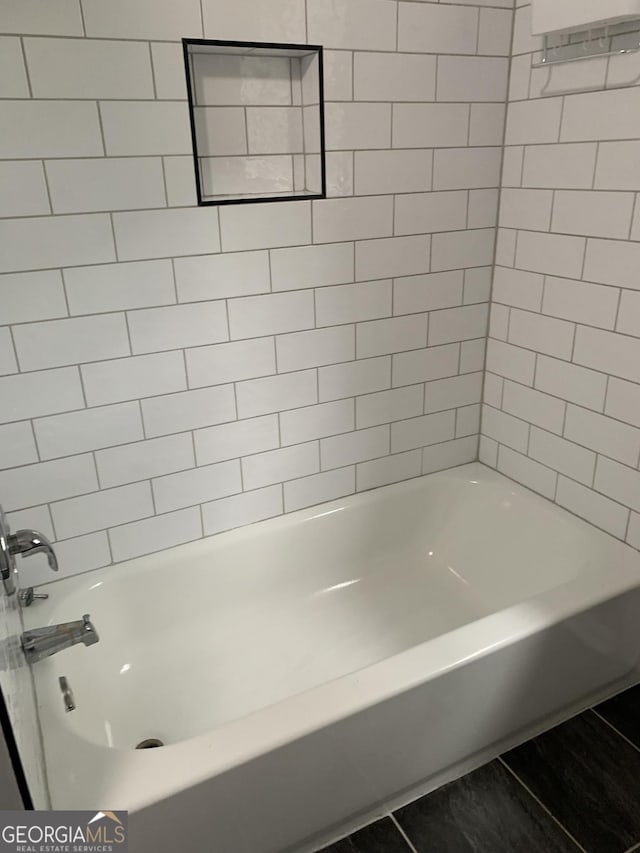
[{"left": 27, "top": 463, "right": 637, "bottom": 752}]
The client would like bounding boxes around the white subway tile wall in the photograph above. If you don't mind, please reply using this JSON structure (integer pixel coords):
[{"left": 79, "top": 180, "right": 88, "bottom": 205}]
[
  {"left": 483, "top": 0, "right": 640, "bottom": 550},
  {"left": 0, "top": 0, "right": 505, "bottom": 584}
]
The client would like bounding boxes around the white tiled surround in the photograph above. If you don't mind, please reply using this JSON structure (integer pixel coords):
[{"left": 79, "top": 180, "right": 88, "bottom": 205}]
[
  {"left": 0, "top": 0, "right": 506, "bottom": 591},
  {"left": 482, "top": 1, "right": 640, "bottom": 547}
]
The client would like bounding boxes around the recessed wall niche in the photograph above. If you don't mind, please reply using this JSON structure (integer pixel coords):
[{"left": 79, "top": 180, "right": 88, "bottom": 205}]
[{"left": 183, "top": 39, "right": 326, "bottom": 206}]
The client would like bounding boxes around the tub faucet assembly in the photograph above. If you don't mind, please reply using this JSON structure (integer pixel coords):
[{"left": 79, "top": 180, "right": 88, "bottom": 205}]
[
  {"left": 22, "top": 615, "right": 99, "bottom": 664},
  {"left": 0, "top": 504, "right": 58, "bottom": 597}
]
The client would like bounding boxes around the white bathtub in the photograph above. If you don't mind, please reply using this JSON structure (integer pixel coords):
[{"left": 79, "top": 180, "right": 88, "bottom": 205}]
[{"left": 26, "top": 462, "right": 640, "bottom": 853}]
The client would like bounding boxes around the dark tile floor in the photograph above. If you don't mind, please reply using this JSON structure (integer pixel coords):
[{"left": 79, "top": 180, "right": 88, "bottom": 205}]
[{"left": 317, "top": 684, "right": 640, "bottom": 853}]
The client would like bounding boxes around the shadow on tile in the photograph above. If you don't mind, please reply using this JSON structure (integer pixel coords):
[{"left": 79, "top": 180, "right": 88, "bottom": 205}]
[
  {"left": 594, "top": 683, "right": 640, "bottom": 749},
  {"left": 317, "top": 817, "right": 412, "bottom": 853}
]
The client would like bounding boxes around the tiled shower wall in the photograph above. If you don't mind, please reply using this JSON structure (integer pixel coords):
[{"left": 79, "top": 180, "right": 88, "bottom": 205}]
[
  {"left": 0, "top": 0, "right": 511, "bottom": 587},
  {"left": 481, "top": 1, "right": 640, "bottom": 551}
]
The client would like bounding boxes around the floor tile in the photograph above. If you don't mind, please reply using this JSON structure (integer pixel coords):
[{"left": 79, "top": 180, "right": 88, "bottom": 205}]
[
  {"left": 594, "top": 684, "right": 640, "bottom": 750},
  {"left": 503, "top": 710, "right": 640, "bottom": 853},
  {"left": 394, "top": 760, "right": 580, "bottom": 853},
  {"left": 318, "top": 817, "right": 412, "bottom": 853}
]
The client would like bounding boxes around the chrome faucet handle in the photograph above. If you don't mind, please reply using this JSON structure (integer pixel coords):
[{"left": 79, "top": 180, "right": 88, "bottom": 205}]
[
  {"left": 9, "top": 528, "right": 59, "bottom": 573},
  {"left": 0, "top": 505, "right": 16, "bottom": 596}
]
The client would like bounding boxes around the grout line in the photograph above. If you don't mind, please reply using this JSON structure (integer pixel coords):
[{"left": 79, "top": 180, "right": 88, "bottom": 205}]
[
  {"left": 623, "top": 844, "right": 640, "bottom": 853},
  {"left": 591, "top": 709, "right": 640, "bottom": 756},
  {"left": 498, "top": 758, "right": 589, "bottom": 853},
  {"left": 389, "top": 814, "right": 419, "bottom": 853},
  {"left": 18, "top": 38, "right": 34, "bottom": 99},
  {"left": 77, "top": 0, "right": 87, "bottom": 37}
]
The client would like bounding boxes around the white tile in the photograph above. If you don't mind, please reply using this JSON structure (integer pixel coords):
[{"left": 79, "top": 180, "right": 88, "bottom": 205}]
[
  {"left": 24, "top": 37, "right": 153, "bottom": 99},
  {"left": 565, "top": 405, "right": 640, "bottom": 467},
  {"left": 194, "top": 107, "right": 247, "bottom": 160},
  {"left": 595, "top": 456, "right": 640, "bottom": 513},
  {"left": 354, "top": 52, "right": 436, "bottom": 102},
  {"left": 319, "top": 357, "right": 390, "bottom": 402},
  {"left": 280, "top": 400, "right": 354, "bottom": 446},
  {"left": 0, "top": 100, "right": 103, "bottom": 159},
  {"left": 595, "top": 142, "right": 640, "bottom": 190},
  {"left": 64, "top": 260, "right": 175, "bottom": 315},
  {"left": 313, "top": 197, "right": 392, "bottom": 244},
  {"left": 429, "top": 304, "right": 488, "bottom": 346},
  {"left": 229, "top": 291, "right": 313, "bottom": 340},
  {"left": 246, "top": 107, "right": 303, "bottom": 155},
  {"left": 556, "top": 476, "right": 629, "bottom": 539},
  {"left": 535, "top": 356, "right": 607, "bottom": 411},
  {"left": 0, "top": 423, "right": 37, "bottom": 470},
  {"left": 502, "top": 146, "right": 524, "bottom": 187},
  {"left": 617, "top": 290, "right": 640, "bottom": 338},
  {"left": 277, "top": 326, "right": 354, "bottom": 372},
  {"left": 34, "top": 403, "right": 142, "bottom": 460},
  {"left": 0, "top": 328, "right": 16, "bottom": 375},
  {"left": 606, "top": 378, "right": 640, "bottom": 428},
  {"left": 271, "top": 243, "right": 353, "bottom": 291},
  {"left": 489, "top": 303, "right": 509, "bottom": 341},
  {"left": 356, "top": 236, "right": 430, "bottom": 281},
  {"left": 495, "top": 228, "right": 517, "bottom": 268},
  {"left": 358, "top": 449, "right": 422, "bottom": 491},
  {"left": 483, "top": 373, "right": 503, "bottom": 408},
  {"left": 0, "top": 162, "right": 49, "bottom": 217},
  {"left": 627, "top": 512, "right": 640, "bottom": 549},
  {"left": 502, "top": 381, "right": 565, "bottom": 434},
  {"left": 437, "top": 56, "right": 509, "bottom": 102},
  {"left": 529, "top": 56, "right": 607, "bottom": 100},
  {"left": 500, "top": 188, "right": 553, "bottom": 232},
  {"left": 481, "top": 404, "right": 529, "bottom": 452},
  {"left": 243, "top": 442, "right": 318, "bottom": 490},
  {"left": 456, "top": 404, "right": 481, "bottom": 438},
  {"left": 485, "top": 338, "right": 535, "bottom": 385},
  {"left": 479, "top": 435, "right": 498, "bottom": 467},
  {"left": 583, "top": 239, "right": 640, "bottom": 290},
  {"left": 52, "top": 483, "right": 152, "bottom": 539},
  {"left": 470, "top": 104, "right": 507, "bottom": 147},
  {"left": 142, "top": 385, "right": 235, "bottom": 438},
  {"left": 357, "top": 315, "right": 427, "bottom": 358},
  {"left": 393, "top": 344, "right": 459, "bottom": 387},
  {"left": 325, "top": 102, "right": 391, "bottom": 152},
  {"left": 202, "top": 486, "right": 282, "bottom": 536},
  {"left": 308, "top": 0, "right": 397, "bottom": 50},
  {"left": 465, "top": 267, "right": 493, "bottom": 307},
  {"left": 0, "top": 271, "right": 66, "bottom": 325},
  {"left": 5, "top": 506, "right": 54, "bottom": 542},
  {"left": 26, "top": 531, "right": 111, "bottom": 585},
  {"left": 552, "top": 191, "right": 634, "bottom": 240},
  {"left": 508, "top": 308, "right": 574, "bottom": 360},
  {"left": 0, "top": 368, "right": 84, "bottom": 425},
  {"left": 202, "top": 0, "right": 305, "bottom": 42},
  {"left": 151, "top": 42, "right": 187, "bottom": 99},
  {"left": 422, "top": 435, "right": 478, "bottom": 474},
  {"left": 394, "top": 192, "right": 467, "bottom": 237},
  {"left": 398, "top": 2, "right": 478, "bottom": 53},
  {"left": 542, "top": 276, "right": 618, "bottom": 329},
  {"left": 506, "top": 98, "right": 563, "bottom": 146},
  {"left": 393, "top": 104, "right": 469, "bottom": 149},
  {"left": 110, "top": 508, "right": 201, "bottom": 563},
  {"left": 511, "top": 4, "right": 543, "bottom": 55},
  {"left": 192, "top": 55, "right": 291, "bottom": 107},
  {"left": 324, "top": 51, "right": 353, "bottom": 101},
  {"left": 515, "top": 231, "right": 585, "bottom": 279},
  {"left": 425, "top": 372, "right": 483, "bottom": 414},
  {"left": 195, "top": 415, "right": 279, "bottom": 466},
  {"left": 573, "top": 326, "right": 640, "bottom": 384},
  {"left": 325, "top": 151, "right": 354, "bottom": 197},
  {"left": 97, "top": 434, "right": 195, "bottom": 489},
  {"left": 128, "top": 302, "right": 228, "bottom": 355},
  {"left": 161, "top": 154, "right": 199, "bottom": 207},
  {"left": 100, "top": 101, "right": 191, "bottom": 156},
  {"left": 187, "top": 338, "right": 275, "bottom": 388},
  {"left": 433, "top": 148, "right": 502, "bottom": 191},
  {"left": 561, "top": 88, "right": 640, "bottom": 142},
  {"left": 355, "top": 150, "right": 431, "bottom": 196},
  {"left": 497, "top": 446, "right": 556, "bottom": 499},
  {"left": 0, "top": 0, "right": 83, "bottom": 35},
  {"left": 316, "top": 281, "right": 392, "bottom": 327},
  {"left": 0, "top": 214, "right": 114, "bottom": 274},
  {"left": 45, "top": 157, "right": 165, "bottom": 214},
  {"left": 0, "top": 455, "right": 97, "bottom": 512},
  {"left": 391, "top": 411, "right": 454, "bottom": 453},
  {"left": 113, "top": 207, "right": 219, "bottom": 261},
  {"left": 284, "top": 467, "right": 354, "bottom": 513},
  {"left": 321, "top": 426, "right": 389, "bottom": 469},
  {"left": 522, "top": 143, "right": 598, "bottom": 189},
  {"left": 478, "top": 8, "right": 513, "bottom": 55},
  {"left": 607, "top": 47, "right": 640, "bottom": 89},
  {"left": 529, "top": 427, "right": 595, "bottom": 486},
  {"left": 236, "top": 370, "right": 317, "bottom": 418},
  {"left": 431, "top": 229, "right": 495, "bottom": 273},
  {"left": 468, "top": 189, "right": 499, "bottom": 230},
  {"left": 153, "top": 460, "right": 241, "bottom": 514},
  {"left": 394, "top": 271, "right": 463, "bottom": 315},
  {"left": 81, "top": 0, "right": 202, "bottom": 39},
  {"left": 14, "top": 314, "right": 129, "bottom": 372},
  {"left": 82, "top": 351, "right": 186, "bottom": 407},
  {"left": 357, "top": 386, "right": 423, "bottom": 429},
  {"left": 492, "top": 267, "right": 543, "bottom": 311},
  {"left": 220, "top": 201, "right": 310, "bottom": 251},
  {"left": 175, "top": 251, "right": 269, "bottom": 303}
]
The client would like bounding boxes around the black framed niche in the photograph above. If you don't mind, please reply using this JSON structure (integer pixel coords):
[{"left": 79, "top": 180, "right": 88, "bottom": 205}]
[{"left": 183, "top": 39, "right": 326, "bottom": 206}]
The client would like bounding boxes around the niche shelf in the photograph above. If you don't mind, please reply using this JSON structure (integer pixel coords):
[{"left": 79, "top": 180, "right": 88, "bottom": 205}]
[{"left": 182, "top": 38, "right": 326, "bottom": 206}]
